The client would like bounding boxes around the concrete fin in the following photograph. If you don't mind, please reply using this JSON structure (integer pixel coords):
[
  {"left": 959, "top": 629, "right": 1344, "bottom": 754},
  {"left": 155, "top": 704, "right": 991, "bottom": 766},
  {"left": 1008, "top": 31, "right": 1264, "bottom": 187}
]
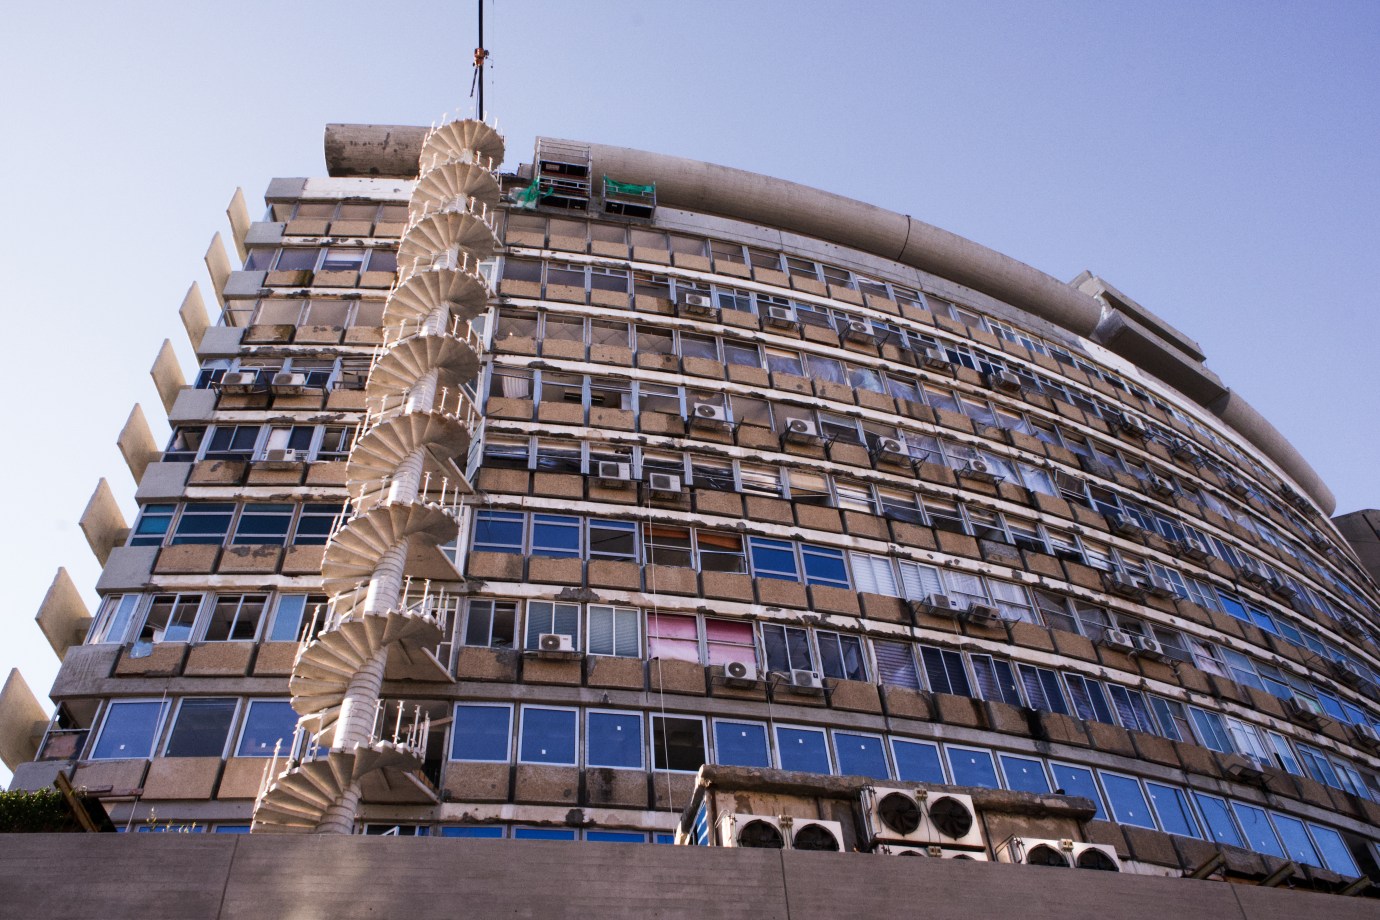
[
  {"left": 117, "top": 403, "right": 159, "bottom": 483},
  {"left": 204, "top": 232, "right": 232, "bottom": 307},
  {"left": 178, "top": 283, "right": 210, "bottom": 352},
  {"left": 78, "top": 478, "right": 128, "bottom": 566},
  {"left": 0, "top": 670, "right": 47, "bottom": 771},
  {"left": 226, "top": 187, "right": 251, "bottom": 261},
  {"left": 150, "top": 339, "right": 186, "bottom": 414},
  {"left": 34, "top": 567, "right": 91, "bottom": 659}
]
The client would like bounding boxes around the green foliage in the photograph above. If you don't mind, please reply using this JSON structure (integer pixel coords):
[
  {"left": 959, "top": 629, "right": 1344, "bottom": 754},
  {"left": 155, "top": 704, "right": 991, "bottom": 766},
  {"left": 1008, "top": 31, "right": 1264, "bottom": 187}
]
[{"left": 0, "top": 789, "right": 79, "bottom": 833}]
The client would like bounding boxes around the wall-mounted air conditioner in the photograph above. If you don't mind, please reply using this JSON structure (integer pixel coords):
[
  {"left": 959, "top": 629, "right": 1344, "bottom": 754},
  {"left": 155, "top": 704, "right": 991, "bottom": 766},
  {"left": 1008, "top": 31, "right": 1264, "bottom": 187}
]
[
  {"left": 985, "top": 370, "right": 1022, "bottom": 393},
  {"left": 789, "top": 669, "right": 824, "bottom": 691},
  {"left": 909, "top": 594, "right": 962, "bottom": 620},
  {"left": 647, "top": 473, "right": 683, "bottom": 497},
  {"left": 1114, "top": 415, "right": 1148, "bottom": 439},
  {"left": 844, "top": 319, "right": 876, "bottom": 343},
  {"left": 1223, "top": 476, "right": 1250, "bottom": 497},
  {"left": 963, "top": 604, "right": 1000, "bottom": 627},
  {"left": 1130, "top": 634, "right": 1168, "bottom": 661},
  {"left": 957, "top": 458, "right": 999, "bottom": 483},
  {"left": 920, "top": 347, "right": 950, "bottom": 370},
  {"left": 722, "top": 660, "right": 759, "bottom": 687},
  {"left": 219, "top": 371, "right": 259, "bottom": 392},
  {"left": 263, "top": 448, "right": 302, "bottom": 464},
  {"left": 765, "top": 305, "right": 798, "bottom": 327},
  {"left": 1070, "top": 842, "right": 1121, "bottom": 871},
  {"left": 1142, "top": 574, "right": 1178, "bottom": 599},
  {"left": 679, "top": 292, "right": 716, "bottom": 315},
  {"left": 1351, "top": 722, "right": 1380, "bottom": 751},
  {"left": 537, "top": 633, "right": 576, "bottom": 658},
  {"left": 719, "top": 813, "right": 785, "bottom": 849},
  {"left": 873, "top": 437, "right": 907, "bottom": 462},
  {"left": 1330, "top": 659, "right": 1366, "bottom": 688},
  {"left": 1148, "top": 476, "right": 1175, "bottom": 495},
  {"left": 271, "top": 372, "right": 307, "bottom": 394},
  {"left": 1283, "top": 698, "right": 1326, "bottom": 727},
  {"left": 861, "top": 787, "right": 984, "bottom": 851},
  {"left": 995, "top": 836, "right": 1075, "bottom": 867},
  {"left": 1100, "top": 628, "right": 1135, "bottom": 652},
  {"left": 1100, "top": 572, "right": 1147, "bottom": 599},
  {"left": 1103, "top": 512, "right": 1145, "bottom": 538},
  {"left": 690, "top": 401, "right": 728, "bottom": 427},
  {"left": 595, "top": 461, "right": 632, "bottom": 487},
  {"left": 783, "top": 418, "right": 820, "bottom": 443},
  {"left": 790, "top": 819, "right": 844, "bottom": 852}
]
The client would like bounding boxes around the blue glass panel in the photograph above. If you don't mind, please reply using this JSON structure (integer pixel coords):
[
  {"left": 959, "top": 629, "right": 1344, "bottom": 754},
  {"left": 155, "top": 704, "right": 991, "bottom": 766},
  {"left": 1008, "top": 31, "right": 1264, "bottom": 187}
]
[
  {"left": 653, "top": 833, "right": 676, "bottom": 845},
  {"left": 587, "top": 831, "right": 647, "bottom": 843},
  {"left": 946, "top": 747, "right": 999, "bottom": 789},
  {"left": 1309, "top": 825, "right": 1360, "bottom": 876},
  {"left": 777, "top": 728, "right": 831, "bottom": 773},
  {"left": 513, "top": 827, "right": 577, "bottom": 840},
  {"left": 750, "top": 538, "right": 798, "bottom": 580},
  {"left": 213, "top": 825, "right": 251, "bottom": 834},
  {"left": 451, "top": 705, "right": 511, "bottom": 762},
  {"left": 1146, "top": 782, "right": 1198, "bottom": 838},
  {"left": 586, "top": 712, "right": 643, "bottom": 769},
  {"left": 892, "top": 740, "right": 946, "bottom": 784},
  {"left": 1050, "top": 763, "right": 1104, "bottom": 819},
  {"left": 93, "top": 702, "right": 165, "bottom": 760},
  {"left": 1231, "top": 803, "right": 1285, "bottom": 857},
  {"left": 1193, "top": 793, "right": 1244, "bottom": 848},
  {"left": 473, "top": 511, "right": 524, "bottom": 550},
  {"left": 714, "top": 721, "right": 770, "bottom": 768},
  {"left": 1000, "top": 755, "right": 1050, "bottom": 794},
  {"left": 440, "top": 826, "right": 504, "bottom": 838},
  {"left": 520, "top": 708, "right": 577, "bottom": 765},
  {"left": 237, "top": 701, "right": 297, "bottom": 757},
  {"left": 1270, "top": 814, "right": 1320, "bottom": 866},
  {"left": 801, "top": 545, "right": 848, "bottom": 588},
  {"left": 1100, "top": 773, "right": 1156, "bottom": 829},
  {"left": 834, "top": 733, "right": 889, "bottom": 779}
]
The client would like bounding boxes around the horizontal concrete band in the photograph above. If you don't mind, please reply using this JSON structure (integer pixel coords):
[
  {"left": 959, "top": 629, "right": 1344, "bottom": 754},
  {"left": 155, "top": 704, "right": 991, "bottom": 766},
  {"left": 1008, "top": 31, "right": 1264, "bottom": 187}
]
[
  {"left": 322, "top": 124, "right": 1333, "bottom": 514},
  {"left": 0, "top": 834, "right": 1370, "bottom": 920}
]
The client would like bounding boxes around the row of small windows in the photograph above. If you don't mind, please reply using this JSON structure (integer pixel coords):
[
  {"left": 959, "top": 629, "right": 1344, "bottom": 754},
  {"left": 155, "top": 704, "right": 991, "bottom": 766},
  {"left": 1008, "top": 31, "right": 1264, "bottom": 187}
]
[
  {"left": 486, "top": 302, "right": 1356, "bottom": 607},
  {"left": 128, "top": 502, "right": 344, "bottom": 549},
  {"left": 243, "top": 245, "right": 398, "bottom": 275},
  {"left": 193, "top": 355, "right": 372, "bottom": 391},
  {"left": 91, "top": 593, "right": 327, "bottom": 646},
  {"left": 470, "top": 507, "right": 1379, "bottom": 699},
  {"left": 164, "top": 423, "right": 355, "bottom": 464}
]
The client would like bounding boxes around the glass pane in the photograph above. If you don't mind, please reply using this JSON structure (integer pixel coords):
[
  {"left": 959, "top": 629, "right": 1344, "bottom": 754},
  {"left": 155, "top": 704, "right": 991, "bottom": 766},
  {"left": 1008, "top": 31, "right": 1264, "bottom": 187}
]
[
  {"left": 1231, "top": 803, "right": 1285, "bottom": 857},
  {"left": 451, "top": 706, "right": 511, "bottom": 762},
  {"left": 834, "top": 733, "right": 889, "bottom": 779},
  {"left": 92, "top": 702, "right": 165, "bottom": 760},
  {"left": 1050, "top": 763, "right": 1104, "bottom": 819},
  {"left": 520, "top": 708, "right": 577, "bottom": 765},
  {"left": 1270, "top": 814, "right": 1320, "bottom": 866},
  {"left": 946, "top": 747, "right": 999, "bottom": 788},
  {"left": 1000, "top": 755, "right": 1050, "bottom": 794},
  {"left": 1100, "top": 773, "right": 1156, "bottom": 829},
  {"left": 1145, "top": 782, "right": 1198, "bottom": 838},
  {"left": 237, "top": 701, "right": 297, "bottom": 757},
  {"left": 714, "top": 721, "right": 770, "bottom": 768},
  {"left": 587, "top": 712, "right": 643, "bottom": 769},
  {"left": 892, "top": 740, "right": 946, "bottom": 784},
  {"left": 777, "top": 728, "right": 831, "bottom": 774},
  {"left": 165, "top": 699, "right": 236, "bottom": 758},
  {"left": 1193, "top": 793, "right": 1244, "bottom": 848}
]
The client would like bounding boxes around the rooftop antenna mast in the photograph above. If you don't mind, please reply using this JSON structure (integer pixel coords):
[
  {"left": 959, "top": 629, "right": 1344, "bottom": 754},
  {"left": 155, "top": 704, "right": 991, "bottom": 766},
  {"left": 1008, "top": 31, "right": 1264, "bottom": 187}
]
[{"left": 469, "top": 0, "right": 490, "bottom": 120}]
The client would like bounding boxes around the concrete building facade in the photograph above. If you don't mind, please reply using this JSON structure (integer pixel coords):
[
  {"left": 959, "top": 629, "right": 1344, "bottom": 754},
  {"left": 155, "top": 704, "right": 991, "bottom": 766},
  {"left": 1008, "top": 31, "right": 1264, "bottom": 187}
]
[{"left": 5, "top": 114, "right": 1380, "bottom": 904}]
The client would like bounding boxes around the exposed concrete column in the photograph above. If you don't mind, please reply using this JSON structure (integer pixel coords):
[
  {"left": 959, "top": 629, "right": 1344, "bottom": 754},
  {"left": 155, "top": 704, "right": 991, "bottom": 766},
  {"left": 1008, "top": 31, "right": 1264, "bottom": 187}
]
[
  {"left": 362, "top": 542, "right": 408, "bottom": 615},
  {"left": 405, "top": 368, "right": 440, "bottom": 415},
  {"left": 426, "top": 303, "right": 450, "bottom": 337},
  {"left": 314, "top": 781, "right": 362, "bottom": 835},
  {"left": 386, "top": 447, "right": 427, "bottom": 505},
  {"left": 332, "top": 648, "right": 387, "bottom": 752}
]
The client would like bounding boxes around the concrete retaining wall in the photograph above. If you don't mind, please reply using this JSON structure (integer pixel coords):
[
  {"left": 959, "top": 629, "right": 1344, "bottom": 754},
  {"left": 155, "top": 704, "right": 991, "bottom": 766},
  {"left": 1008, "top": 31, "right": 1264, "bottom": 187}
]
[{"left": 0, "top": 834, "right": 1373, "bottom": 920}]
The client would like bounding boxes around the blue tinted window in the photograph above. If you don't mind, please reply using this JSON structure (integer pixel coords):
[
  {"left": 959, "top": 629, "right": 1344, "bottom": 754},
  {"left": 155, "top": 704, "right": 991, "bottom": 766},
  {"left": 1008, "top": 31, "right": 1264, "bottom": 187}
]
[
  {"left": 473, "top": 510, "right": 524, "bottom": 552},
  {"left": 513, "top": 827, "right": 577, "bottom": 840},
  {"left": 1193, "top": 793, "right": 1244, "bottom": 848},
  {"left": 213, "top": 825, "right": 252, "bottom": 834},
  {"left": 1219, "top": 594, "right": 1250, "bottom": 622},
  {"left": 1270, "top": 814, "right": 1320, "bottom": 866},
  {"left": 1050, "top": 763, "right": 1104, "bottom": 819},
  {"left": 1145, "top": 782, "right": 1199, "bottom": 838},
  {"left": 531, "top": 514, "right": 581, "bottom": 558},
  {"left": 520, "top": 707, "right": 577, "bottom": 765},
  {"left": 714, "top": 721, "right": 770, "bottom": 767},
  {"left": 777, "top": 727, "right": 831, "bottom": 773},
  {"left": 946, "top": 747, "right": 999, "bottom": 788},
  {"left": 1309, "top": 824, "right": 1360, "bottom": 876},
  {"left": 1000, "top": 755, "right": 1050, "bottom": 794},
  {"left": 440, "top": 826, "right": 504, "bottom": 838},
  {"left": 587, "top": 712, "right": 643, "bottom": 769},
  {"left": 1231, "top": 803, "right": 1284, "bottom": 857},
  {"left": 587, "top": 830, "right": 646, "bottom": 843},
  {"left": 801, "top": 545, "right": 849, "bottom": 588},
  {"left": 750, "top": 538, "right": 798, "bottom": 581},
  {"left": 451, "top": 705, "right": 511, "bottom": 762},
  {"left": 834, "top": 733, "right": 889, "bottom": 779},
  {"left": 1100, "top": 773, "right": 1155, "bottom": 829},
  {"left": 237, "top": 701, "right": 297, "bottom": 757},
  {"left": 892, "top": 740, "right": 946, "bottom": 784},
  {"left": 653, "top": 832, "right": 676, "bottom": 845}
]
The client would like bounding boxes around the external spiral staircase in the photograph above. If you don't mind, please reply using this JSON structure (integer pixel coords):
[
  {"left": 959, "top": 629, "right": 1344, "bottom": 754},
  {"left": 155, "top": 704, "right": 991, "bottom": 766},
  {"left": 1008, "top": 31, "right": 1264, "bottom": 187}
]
[{"left": 253, "top": 116, "right": 504, "bottom": 834}]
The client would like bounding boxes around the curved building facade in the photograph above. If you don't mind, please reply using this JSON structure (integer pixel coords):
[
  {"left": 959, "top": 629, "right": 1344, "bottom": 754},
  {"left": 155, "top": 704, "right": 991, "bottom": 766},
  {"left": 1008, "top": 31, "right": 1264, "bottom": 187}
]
[{"left": 8, "top": 117, "right": 1380, "bottom": 896}]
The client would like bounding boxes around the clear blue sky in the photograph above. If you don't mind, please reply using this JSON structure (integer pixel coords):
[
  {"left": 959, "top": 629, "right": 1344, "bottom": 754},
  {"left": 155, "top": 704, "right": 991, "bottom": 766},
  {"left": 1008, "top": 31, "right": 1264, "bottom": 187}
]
[{"left": 0, "top": 1, "right": 1376, "bottom": 781}]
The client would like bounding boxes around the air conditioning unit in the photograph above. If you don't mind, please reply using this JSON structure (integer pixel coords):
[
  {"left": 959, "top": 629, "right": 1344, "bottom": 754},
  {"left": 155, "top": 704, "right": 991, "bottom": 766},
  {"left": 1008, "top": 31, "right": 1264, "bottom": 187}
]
[
  {"left": 1309, "top": 532, "right": 1331, "bottom": 550},
  {"left": 1330, "top": 659, "right": 1367, "bottom": 688},
  {"left": 963, "top": 604, "right": 1000, "bottom": 627},
  {"left": 1171, "top": 540, "right": 1211, "bottom": 562},
  {"left": 1070, "top": 842, "right": 1122, "bottom": 872},
  {"left": 920, "top": 347, "right": 951, "bottom": 370},
  {"left": 1223, "top": 476, "right": 1250, "bottom": 497},
  {"left": 921, "top": 793, "right": 984, "bottom": 850},
  {"left": 910, "top": 594, "right": 962, "bottom": 620},
  {"left": 985, "top": 370, "right": 1022, "bottom": 393},
  {"left": 1339, "top": 618, "right": 1365, "bottom": 639},
  {"left": 764, "top": 305, "right": 798, "bottom": 327},
  {"left": 723, "top": 660, "right": 760, "bottom": 688},
  {"left": 875, "top": 844, "right": 990, "bottom": 860},
  {"left": 1168, "top": 440, "right": 1197, "bottom": 461},
  {"left": 537, "top": 633, "right": 576, "bottom": 657},
  {"left": 1351, "top": 723, "right": 1380, "bottom": 751},
  {"left": 862, "top": 786, "right": 928, "bottom": 844},
  {"left": 1239, "top": 567, "right": 1269, "bottom": 587},
  {"left": 843, "top": 319, "right": 876, "bottom": 343},
  {"left": 719, "top": 813, "right": 785, "bottom": 849},
  {"left": 995, "top": 836, "right": 1075, "bottom": 867},
  {"left": 263, "top": 448, "right": 302, "bottom": 464},
  {"left": 783, "top": 418, "right": 820, "bottom": 443},
  {"left": 679, "top": 292, "right": 716, "bottom": 314},
  {"left": 1100, "top": 572, "right": 1147, "bottom": 599},
  {"left": 690, "top": 401, "right": 728, "bottom": 427},
  {"left": 271, "top": 372, "right": 307, "bottom": 393},
  {"left": 1266, "top": 578, "right": 1296, "bottom": 599},
  {"left": 957, "top": 458, "right": 999, "bottom": 483},
  {"left": 1103, "top": 513, "right": 1145, "bottom": 538},
  {"left": 219, "top": 371, "right": 258, "bottom": 392},
  {"left": 1143, "top": 573, "right": 1178, "bottom": 599},
  {"left": 647, "top": 473, "right": 683, "bottom": 497},
  {"left": 1114, "top": 415, "right": 1148, "bottom": 439},
  {"left": 1100, "top": 628, "right": 1136, "bottom": 652},
  {"left": 1131, "top": 634, "right": 1168, "bottom": 661},
  {"left": 1222, "top": 755, "right": 1267, "bottom": 785},
  {"left": 790, "top": 819, "right": 844, "bottom": 852},
  {"left": 1148, "top": 476, "right": 1175, "bottom": 495},
  {"left": 594, "top": 461, "right": 631, "bottom": 487},
  {"left": 1284, "top": 698, "right": 1326, "bottom": 727},
  {"left": 873, "top": 437, "right": 907, "bottom": 462},
  {"left": 789, "top": 669, "right": 824, "bottom": 691}
]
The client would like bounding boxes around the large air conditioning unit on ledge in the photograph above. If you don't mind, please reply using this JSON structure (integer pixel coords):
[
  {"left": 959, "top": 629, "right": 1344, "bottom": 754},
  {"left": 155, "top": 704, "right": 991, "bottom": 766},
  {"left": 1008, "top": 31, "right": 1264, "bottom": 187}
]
[
  {"left": 537, "top": 633, "right": 577, "bottom": 658},
  {"left": 783, "top": 418, "right": 820, "bottom": 443},
  {"left": 690, "top": 401, "right": 728, "bottom": 427},
  {"left": 679, "top": 292, "right": 716, "bottom": 315},
  {"left": 719, "top": 814, "right": 784, "bottom": 849},
  {"left": 722, "top": 660, "right": 759, "bottom": 688},
  {"left": 765, "top": 305, "right": 798, "bottom": 327},
  {"left": 995, "top": 837, "right": 1076, "bottom": 868},
  {"left": 595, "top": 461, "right": 631, "bottom": 487},
  {"left": 875, "top": 844, "right": 990, "bottom": 860},
  {"left": 647, "top": 473, "right": 683, "bottom": 497},
  {"left": 862, "top": 787, "right": 985, "bottom": 851},
  {"left": 789, "top": 819, "right": 844, "bottom": 852},
  {"left": 1100, "top": 628, "right": 1136, "bottom": 653}
]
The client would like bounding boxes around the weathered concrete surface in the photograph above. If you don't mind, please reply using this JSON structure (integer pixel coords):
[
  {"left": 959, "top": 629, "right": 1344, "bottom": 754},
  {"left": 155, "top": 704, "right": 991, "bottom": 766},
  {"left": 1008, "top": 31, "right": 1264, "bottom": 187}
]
[{"left": 0, "top": 834, "right": 1375, "bottom": 920}]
